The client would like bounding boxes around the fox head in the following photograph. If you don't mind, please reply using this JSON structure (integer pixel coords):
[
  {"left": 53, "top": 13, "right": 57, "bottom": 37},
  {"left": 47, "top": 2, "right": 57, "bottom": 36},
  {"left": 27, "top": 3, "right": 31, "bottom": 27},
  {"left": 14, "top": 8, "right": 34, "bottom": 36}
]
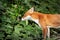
[
  {"left": 21, "top": 7, "right": 34, "bottom": 21},
  {"left": 21, "top": 7, "right": 39, "bottom": 21},
  {"left": 21, "top": 7, "right": 40, "bottom": 24}
]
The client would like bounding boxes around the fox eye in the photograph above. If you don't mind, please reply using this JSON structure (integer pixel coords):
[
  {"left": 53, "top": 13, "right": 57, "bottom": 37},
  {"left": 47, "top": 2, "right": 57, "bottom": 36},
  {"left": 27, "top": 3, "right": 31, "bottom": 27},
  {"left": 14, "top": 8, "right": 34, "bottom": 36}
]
[
  {"left": 22, "top": 14, "right": 25, "bottom": 18},
  {"left": 23, "top": 14, "right": 28, "bottom": 17},
  {"left": 23, "top": 15, "right": 26, "bottom": 17}
]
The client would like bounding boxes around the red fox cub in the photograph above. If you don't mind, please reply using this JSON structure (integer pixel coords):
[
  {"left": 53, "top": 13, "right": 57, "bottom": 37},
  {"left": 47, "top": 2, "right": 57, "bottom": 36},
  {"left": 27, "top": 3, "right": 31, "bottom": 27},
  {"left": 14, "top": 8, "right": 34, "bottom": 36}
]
[{"left": 21, "top": 7, "right": 60, "bottom": 40}]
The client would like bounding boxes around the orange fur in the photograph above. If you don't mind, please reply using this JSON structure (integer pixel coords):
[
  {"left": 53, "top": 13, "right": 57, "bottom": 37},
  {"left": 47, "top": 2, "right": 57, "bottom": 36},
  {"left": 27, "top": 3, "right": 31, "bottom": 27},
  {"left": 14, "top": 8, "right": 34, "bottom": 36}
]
[{"left": 21, "top": 7, "right": 60, "bottom": 40}]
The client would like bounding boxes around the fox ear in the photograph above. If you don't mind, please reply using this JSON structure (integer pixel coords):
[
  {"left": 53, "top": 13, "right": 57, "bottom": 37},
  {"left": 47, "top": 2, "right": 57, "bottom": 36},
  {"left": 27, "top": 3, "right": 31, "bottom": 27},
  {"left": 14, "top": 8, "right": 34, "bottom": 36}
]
[{"left": 28, "top": 7, "right": 34, "bottom": 13}]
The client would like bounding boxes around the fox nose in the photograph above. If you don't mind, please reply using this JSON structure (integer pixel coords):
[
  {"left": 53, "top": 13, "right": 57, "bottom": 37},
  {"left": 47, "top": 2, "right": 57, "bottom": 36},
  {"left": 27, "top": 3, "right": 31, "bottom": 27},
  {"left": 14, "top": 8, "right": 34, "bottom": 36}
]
[{"left": 21, "top": 18, "right": 25, "bottom": 21}]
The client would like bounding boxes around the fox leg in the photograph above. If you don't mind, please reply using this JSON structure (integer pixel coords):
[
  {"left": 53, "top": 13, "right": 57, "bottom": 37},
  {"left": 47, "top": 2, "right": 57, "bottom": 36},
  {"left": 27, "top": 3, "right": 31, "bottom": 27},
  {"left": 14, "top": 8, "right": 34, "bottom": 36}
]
[
  {"left": 42, "top": 27, "right": 48, "bottom": 40},
  {"left": 39, "top": 19, "right": 48, "bottom": 40},
  {"left": 47, "top": 27, "right": 50, "bottom": 39}
]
